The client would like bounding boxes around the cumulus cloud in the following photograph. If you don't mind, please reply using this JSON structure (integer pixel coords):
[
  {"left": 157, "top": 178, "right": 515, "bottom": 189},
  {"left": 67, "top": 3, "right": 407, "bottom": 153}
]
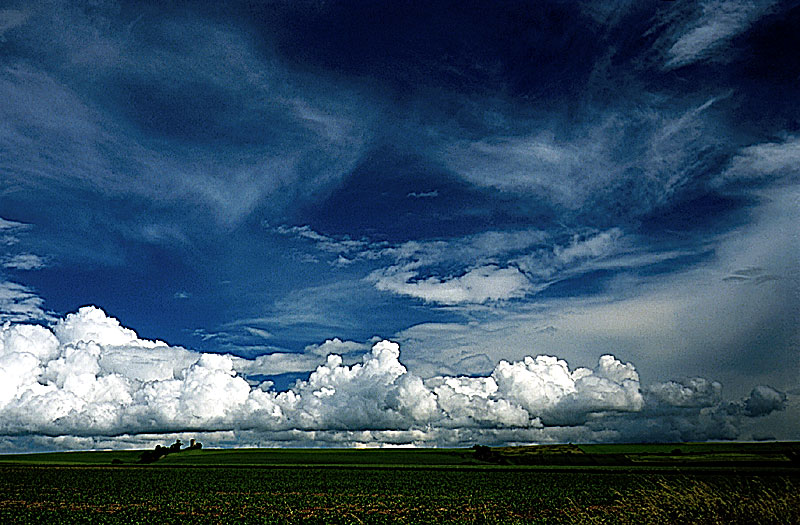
[
  {"left": 741, "top": 385, "right": 787, "bottom": 417},
  {"left": 0, "top": 307, "right": 786, "bottom": 449},
  {"left": 646, "top": 377, "right": 723, "bottom": 409},
  {"left": 491, "top": 354, "right": 643, "bottom": 426},
  {"left": 304, "top": 337, "right": 372, "bottom": 357}
]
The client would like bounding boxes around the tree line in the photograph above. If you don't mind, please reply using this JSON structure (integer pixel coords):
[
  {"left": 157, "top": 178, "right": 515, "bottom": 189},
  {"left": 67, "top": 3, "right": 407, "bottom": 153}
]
[{"left": 138, "top": 438, "right": 203, "bottom": 463}]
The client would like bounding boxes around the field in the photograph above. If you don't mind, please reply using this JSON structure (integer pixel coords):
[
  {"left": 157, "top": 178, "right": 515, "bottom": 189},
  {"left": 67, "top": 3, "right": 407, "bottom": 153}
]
[{"left": 1, "top": 443, "right": 799, "bottom": 523}]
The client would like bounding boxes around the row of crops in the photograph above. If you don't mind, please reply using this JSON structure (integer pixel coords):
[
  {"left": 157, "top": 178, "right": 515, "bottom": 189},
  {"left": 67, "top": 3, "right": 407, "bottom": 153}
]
[{"left": 2, "top": 465, "right": 799, "bottom": 523}]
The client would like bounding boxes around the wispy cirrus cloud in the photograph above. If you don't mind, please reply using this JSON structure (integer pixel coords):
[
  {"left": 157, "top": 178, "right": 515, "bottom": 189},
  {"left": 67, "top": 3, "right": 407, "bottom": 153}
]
[
  {"left": 435, "top": 96, "right": 726, "bottom": 220},
  {"left": 717, "top": 135, "right": 800, "bottom": 186},
  {"left": 2, "top": 253, "right": 45, "bottom": 271},
  {"left": 662, "top": 0, "right": 779, "bottom": 69},
  {"left": 1, "top": 4, "right": 375, "bottom": 232},
  {"left": 275, "top": 222, "right": 693, "bottom": 306},
  {"left": 0, "top": 217, "right": 31, "bottom": 246},
  {"left": 0, "top": 281, "right": 51, "bottom": 323},
  {"left": 370, "top": 265, "right": 533, "bottom": 305},
  {"left": 0, "top": 216, "right": 49, "bottom": 321},
  {"left": 406, "top": 190, "right": 439, "bottom": 199},
  {"left": 0, "top": 8, "right": 27, "bottom": 40}
]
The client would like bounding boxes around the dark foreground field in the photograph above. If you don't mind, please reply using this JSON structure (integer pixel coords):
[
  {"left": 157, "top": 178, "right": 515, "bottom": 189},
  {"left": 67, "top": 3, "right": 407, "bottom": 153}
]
[{"left": 1, "top": 443, "right": 799, "bottom": 524}]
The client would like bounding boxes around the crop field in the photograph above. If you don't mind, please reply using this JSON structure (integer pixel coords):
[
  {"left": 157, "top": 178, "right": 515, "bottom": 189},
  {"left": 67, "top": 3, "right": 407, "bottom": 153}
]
[{"left": 1, "top": 443, "right": 799, "bottom": 523}]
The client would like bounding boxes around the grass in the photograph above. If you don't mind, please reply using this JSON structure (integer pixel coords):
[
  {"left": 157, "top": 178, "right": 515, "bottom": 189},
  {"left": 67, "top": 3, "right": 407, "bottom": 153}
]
[
  {"left": 1, "top": 443, "right": 798, "bottom": 522},
  {"left": 607, "top": 477, "right": 800, "bottom": 525},
  {"left": 579, "top": 441, "right": 800, "bottom": 456},
  {"left": 2, "top": 441, "right": 797, "bottom": 468},
  {"left": 0, "top": 448, "right": 475, "bottom": 467},
  {"left": 0, "top": 443, "right": 800, "bottom": 524},
  {"left": 0, "top": 464, "right": 798, "bottom": 523}
]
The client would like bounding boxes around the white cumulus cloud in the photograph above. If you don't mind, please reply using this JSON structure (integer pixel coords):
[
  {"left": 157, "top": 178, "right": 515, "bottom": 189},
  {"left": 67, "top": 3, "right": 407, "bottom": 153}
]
[{"left": 0, "top": 306, "right": 787, "bottom": 450}]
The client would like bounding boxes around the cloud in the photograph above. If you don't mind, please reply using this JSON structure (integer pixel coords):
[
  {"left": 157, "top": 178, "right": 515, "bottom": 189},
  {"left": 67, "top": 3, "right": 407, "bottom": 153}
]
[
  {"left": 0, "top": 217, "right": 29, "bottom": 231},
  {"left": 0, "top": 9, "right": 28, "bottom": 40},
  {"left": 0, "top": 217, "right": 31, "bottom": 246},
  {"left": 276, "top": 222, "right": 690, "bottom": 307},
  {"left": 232, "top": 353, "right": 322, "bottom": 377},
  {"left": 244, "top": 327, "right": 272, "bottom": 339},
  {"left": 646, "top": 377, "right": 723, "bottom": 409},
  {"left": 273, "top": 225, "right": 376, "bottom": 259},
  {"left": 383, "top": 229, "right": 548, "bottom": 269},
  {"left": 276, "top": 224, "right": 552, "bottom": 303},
  {"left": 491, "top": 354, "right": 643, "bottom": 426},
  {"left": 0, "top": 1, "right": 794, "bottom": 451},
  {"left": 514, "top": 228, "right": 625, "bottom": 282},
  {"left": 0, "top": 281, "right": 51, "bottom": 323},
  {"left": 304, "top": 338, "right": 372, "bottom": 357},
  {"left": 741, "top": 385, "right": 787, "bottom": 417},
  {"left": 1, "top": 7, "right": 375, "bottom": 234},
  {"left": 554, "top": 229, "right": 623, "bottom": 265},
  {"left": 436, "top": 97, "right": 723, "bottom": 220},
  {"left": 722, "top": 266, "right": 779, "bottom": 284},
  {"left": 406, "top": 190, "right": 439, "bottom": 199},
  {"left": 370, "top": 265, "right": 532, "bottom": 305},
  {"left": 2, "top": 253, "right": 45, "bottom": 271},
  {"left": 0, "top": 306, "right": 787, "bottom": 449},
  {"left": 440, "top": 134, "right": 598, "bottom": 207},
  {"left": 275, "top": 224, "right": 546, "bottom": 268},
  {"left": 663, "top": 1, "right": 779, "bottom": 69},
  {"left": 394, "top": 185, "right": 799, "bottom": 401},
  {"left": 717, "top": 136, "right": 800, "bottom": 185}
]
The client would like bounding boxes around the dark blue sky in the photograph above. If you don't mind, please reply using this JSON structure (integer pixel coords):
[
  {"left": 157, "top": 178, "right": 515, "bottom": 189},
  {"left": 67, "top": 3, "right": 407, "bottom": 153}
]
[{"left": 0, "top": 1, "right": 798, "bottom": 447}]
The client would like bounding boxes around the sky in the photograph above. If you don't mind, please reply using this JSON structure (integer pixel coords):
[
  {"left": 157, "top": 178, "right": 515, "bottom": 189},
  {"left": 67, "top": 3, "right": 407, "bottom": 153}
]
[{"left": 0, "top": 0, "right": 798, "bottom": 451}]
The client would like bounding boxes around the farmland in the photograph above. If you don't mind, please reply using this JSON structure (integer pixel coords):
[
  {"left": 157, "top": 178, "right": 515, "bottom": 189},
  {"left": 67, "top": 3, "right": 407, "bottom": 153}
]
[{"left": 1, "top": 443, "right": 799, "bottom": 523}]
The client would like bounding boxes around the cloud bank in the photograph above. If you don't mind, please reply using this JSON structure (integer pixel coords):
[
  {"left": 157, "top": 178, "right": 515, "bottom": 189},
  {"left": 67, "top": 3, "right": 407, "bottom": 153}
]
[{"left": 0, "top": 307, "right": 785, "bottom": 450}]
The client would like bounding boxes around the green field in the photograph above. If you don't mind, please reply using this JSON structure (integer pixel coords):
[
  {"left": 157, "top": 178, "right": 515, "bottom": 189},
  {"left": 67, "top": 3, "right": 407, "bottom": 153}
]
[
  {"left": 1, "top": 443, "right": 798, "bottom": 523},
  {"left": 0, "top": 447, "right": 472, "bottom": 467},
  {"left": 3, "top": 441, "right": 798, "bottom": 468}
]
